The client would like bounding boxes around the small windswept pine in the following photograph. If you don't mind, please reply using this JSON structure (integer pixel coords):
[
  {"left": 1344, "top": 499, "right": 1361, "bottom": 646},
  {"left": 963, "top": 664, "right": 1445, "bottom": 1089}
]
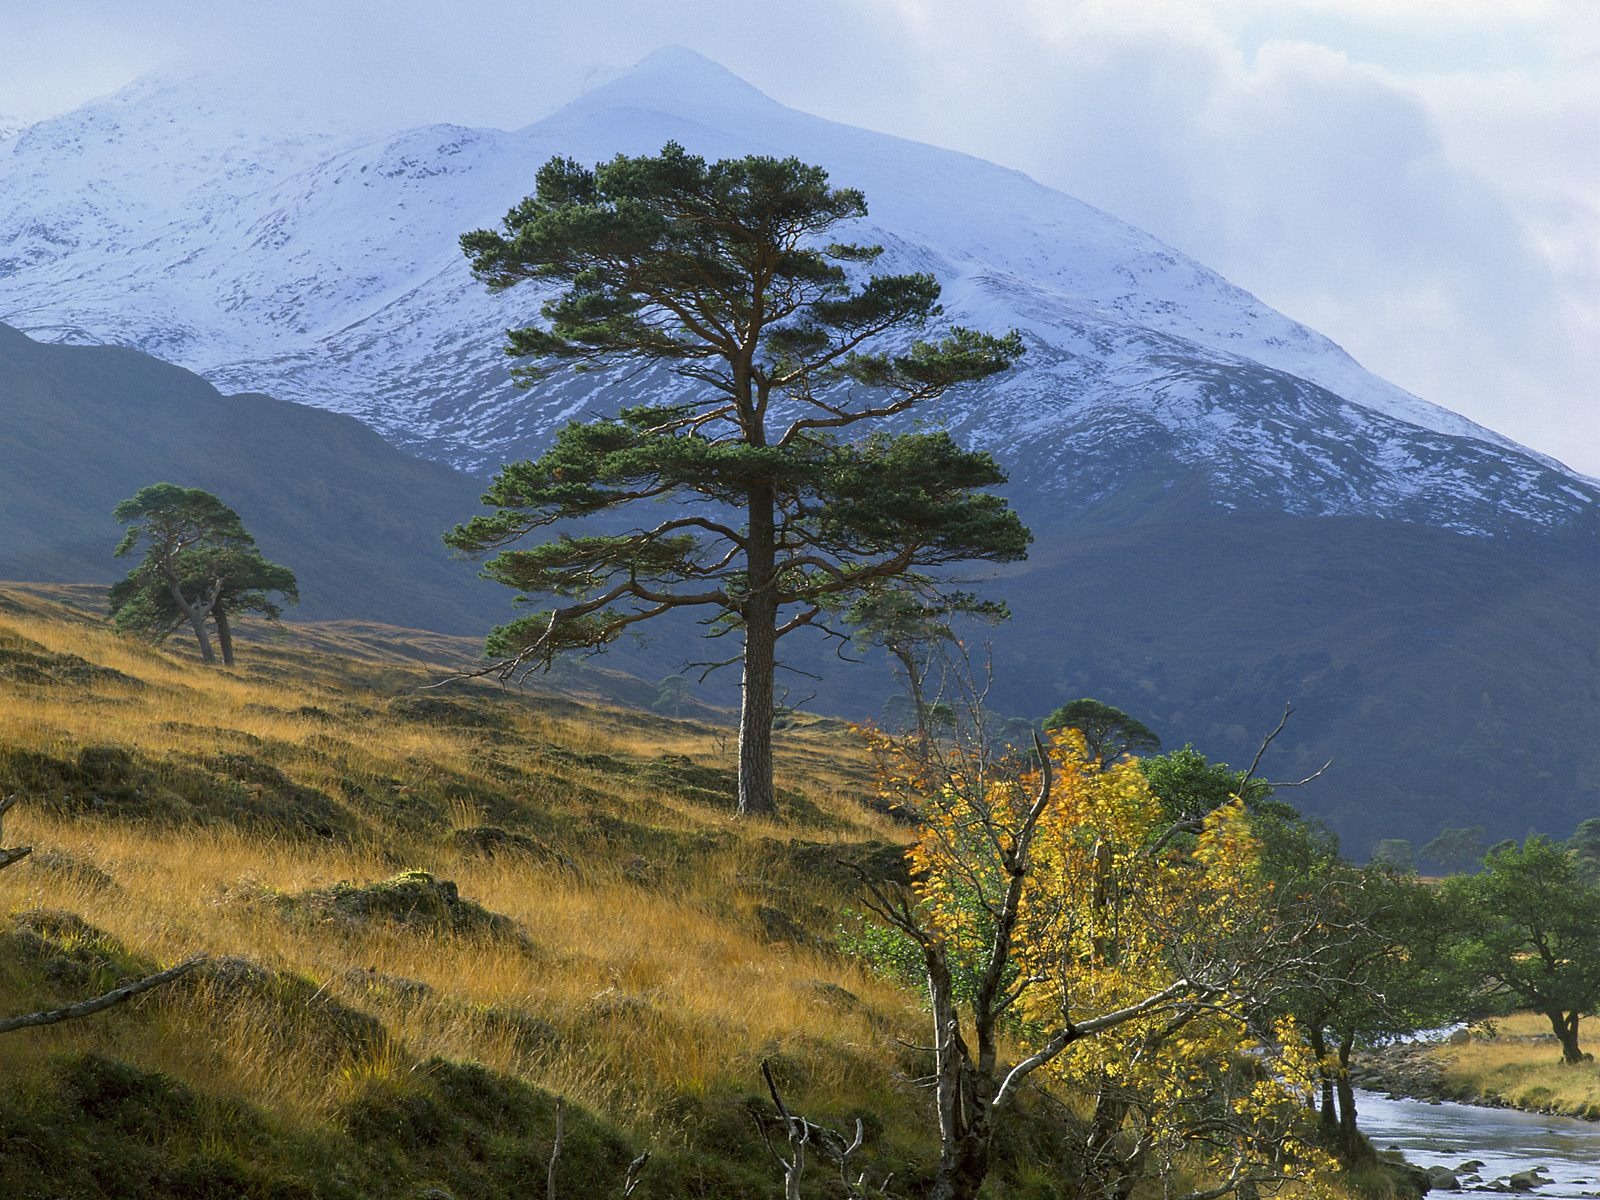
[
  {"left": 1042, "top": 698, "right": 1160, "bottom": 766},
  {"left": 449, "top": 142, "right": 1029, "bottom": 816},
  {"left": 845, "top": 577, "right": 1007, "bottom": 751},
  {"left": 111, "top": 484, "right": 298, "bottom": 666}
]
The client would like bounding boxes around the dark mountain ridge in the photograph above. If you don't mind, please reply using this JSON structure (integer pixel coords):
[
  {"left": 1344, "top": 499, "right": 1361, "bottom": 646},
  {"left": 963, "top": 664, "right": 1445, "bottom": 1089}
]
[{"left": 0, "top": 323, "right": 501, "bottom": 635}]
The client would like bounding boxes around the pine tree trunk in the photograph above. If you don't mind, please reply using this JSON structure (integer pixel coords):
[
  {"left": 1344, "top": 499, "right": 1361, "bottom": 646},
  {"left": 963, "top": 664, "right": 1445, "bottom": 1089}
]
[
  {"left": 214, "top": 604, "right": 235, "bottom": 666},
  {"left": 165, "top": 579, "right": 216, "bottom": 664},
  {"left": 737, "top": 483, "right": 778, "bottom": 817},
  {"left": 894, "top": 643, "right": 931, "bottom": 756}
]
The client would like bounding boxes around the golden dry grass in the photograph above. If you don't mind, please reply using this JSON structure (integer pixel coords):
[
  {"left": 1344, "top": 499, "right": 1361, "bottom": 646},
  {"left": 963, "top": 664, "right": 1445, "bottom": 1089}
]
[
  {"left": 1436, "top": 1013, "right": 1600, "bottom": 1117},
  {"left": 0, "top": 587, "right": 918, "bottom": 1156},
  {"left": 0, "top": 586, "right": 1384, "bottom": 1198}
]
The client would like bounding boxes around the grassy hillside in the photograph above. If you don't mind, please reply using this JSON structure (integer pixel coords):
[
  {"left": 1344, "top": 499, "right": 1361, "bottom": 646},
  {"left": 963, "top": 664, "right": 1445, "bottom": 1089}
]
[
  {"left": 7, "top": 322, "right": 1597, "bottom": 855},
  {"left": 1437, "top": 1014, "right": 1600, "bottom": 1119},
  {"left": 0, "top": 586, "right": 960, "bottom": 1199}
]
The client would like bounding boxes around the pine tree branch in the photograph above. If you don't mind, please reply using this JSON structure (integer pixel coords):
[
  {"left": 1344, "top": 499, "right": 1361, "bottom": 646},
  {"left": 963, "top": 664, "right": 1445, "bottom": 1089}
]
[
  {"left": 776, "top": 385, "right": 943, "bottom": 446},
  {"left": 0, "top": 956, "right": 207, "bottom": 1036},
  {"left": 0, "top": 846, "right": 31, "bottom": 873}
]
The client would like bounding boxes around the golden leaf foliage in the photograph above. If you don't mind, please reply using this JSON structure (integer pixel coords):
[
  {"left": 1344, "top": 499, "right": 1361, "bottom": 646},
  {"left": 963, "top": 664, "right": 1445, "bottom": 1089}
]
[{"left": 864, "top": 725, "right": 1337, "bottom": 1195}]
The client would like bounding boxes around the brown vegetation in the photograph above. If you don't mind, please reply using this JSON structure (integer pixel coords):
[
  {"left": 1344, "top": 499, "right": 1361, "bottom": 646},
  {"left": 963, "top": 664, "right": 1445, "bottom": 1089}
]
[{"left": 0, "top": 584, "right": 927, "bottom": 1196}]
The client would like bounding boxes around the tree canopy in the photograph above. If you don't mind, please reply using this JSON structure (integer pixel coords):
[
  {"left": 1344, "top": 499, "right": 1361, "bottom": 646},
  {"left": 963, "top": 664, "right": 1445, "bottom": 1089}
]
[
  {"left": 1420, "top": 825, "right": 1487, "bottom": 875},
  {"left": 852, "top": 725, "right": 1332, "bottom": 1200},
  {"left": 1041, "top": 697, "right": 1159, "bottom": 765},
  {"left": 1443, "top": 836, "right": 1600, "bottom": 1063},
  {"left": 1569, "top": 818, "right": 1600, "bottom": 887},
  {"left": 111, "top": 484, "right": 297, "bottom": 666},
  {"left": 1138, "top": 743, "right": 1269, "bottom": 824},
  {"left": 450, "top": 143, "right": 1028, "bottom": 815}
]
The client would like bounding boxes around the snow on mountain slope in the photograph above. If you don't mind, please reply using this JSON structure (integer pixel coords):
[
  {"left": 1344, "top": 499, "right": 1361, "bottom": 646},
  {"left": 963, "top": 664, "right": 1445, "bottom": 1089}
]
[{"left": 1, "top": 49, "right": 1594, "bottom": 536}]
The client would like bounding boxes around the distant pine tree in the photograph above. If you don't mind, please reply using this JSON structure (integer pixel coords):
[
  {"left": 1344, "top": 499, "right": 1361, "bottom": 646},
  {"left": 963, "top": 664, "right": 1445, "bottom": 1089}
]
[{"left": 111, "top": 483, "right": 297, "bottom": 666}]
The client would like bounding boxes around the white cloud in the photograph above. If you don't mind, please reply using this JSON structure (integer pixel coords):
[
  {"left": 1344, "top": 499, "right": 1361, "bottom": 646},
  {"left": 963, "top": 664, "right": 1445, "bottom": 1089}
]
[{"left": 841, "top": 0, "right": 1600, "bottom": 474}]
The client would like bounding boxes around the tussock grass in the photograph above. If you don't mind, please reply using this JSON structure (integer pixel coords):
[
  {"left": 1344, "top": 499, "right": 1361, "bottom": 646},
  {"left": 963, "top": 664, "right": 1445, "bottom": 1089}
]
[{"left": 0, "top": 587, "right": 928, "bottom": 1197}]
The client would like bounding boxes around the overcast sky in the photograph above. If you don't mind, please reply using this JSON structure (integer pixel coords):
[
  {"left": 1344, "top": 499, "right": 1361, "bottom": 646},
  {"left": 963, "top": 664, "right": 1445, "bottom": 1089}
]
[{"left": 4, "top": 0, "right": 1596, "bottom": 475}]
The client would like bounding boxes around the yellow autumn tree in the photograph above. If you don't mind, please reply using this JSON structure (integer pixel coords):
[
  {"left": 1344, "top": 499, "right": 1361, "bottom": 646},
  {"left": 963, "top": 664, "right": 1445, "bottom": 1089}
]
[{"left": 854, "top": 727, "right": 1334, "bottom": 1200}]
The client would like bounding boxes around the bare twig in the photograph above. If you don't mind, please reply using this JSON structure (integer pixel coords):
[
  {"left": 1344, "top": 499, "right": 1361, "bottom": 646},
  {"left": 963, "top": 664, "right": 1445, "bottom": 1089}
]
[
  {"left": 1239, "top": 703, "right": 1292, "bottom": 787},
  {"left": 1263, "top": 759, "right": 1333, "bottom": 789},
  {"left": 621, "top": 1151, "right": 650, "bottom": 1198},
  {"left": 762, "top": 1058, "right": 810, "bottom": 1200},
  {"left": 547, "top": 1097, "right": 564, "bottom": 1200},
  {"left": 1149, "top": 706, "right": 1327, "bottom": 855},
  {"left": 0, "top": 956, "right": 207, "bottom": 1036}
]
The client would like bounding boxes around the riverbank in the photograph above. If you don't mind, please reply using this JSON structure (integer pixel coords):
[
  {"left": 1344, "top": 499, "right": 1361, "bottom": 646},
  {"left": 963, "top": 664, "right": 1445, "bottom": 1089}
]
[{"left": 1353, "top": 1015, "right": 1600, "bottom": 1122}]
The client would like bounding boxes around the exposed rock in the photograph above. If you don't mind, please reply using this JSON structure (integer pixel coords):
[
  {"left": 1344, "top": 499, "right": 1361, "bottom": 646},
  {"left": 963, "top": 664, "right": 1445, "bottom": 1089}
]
[
  {"left": 1352, "top": 1041, "right": 1451, "bottom": 1102},
  {"left": 1427, "top": 1166, "right": 1461, "bottom": 1190},
  {"left": 1389, "top": 1160, "right": 1435, "bottom": 1196}
]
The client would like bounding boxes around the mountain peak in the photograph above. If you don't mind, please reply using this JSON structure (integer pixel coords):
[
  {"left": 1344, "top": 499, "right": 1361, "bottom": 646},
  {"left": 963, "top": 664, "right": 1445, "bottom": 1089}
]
[
  {"left": 99, "top": 67, "right": 376, "bottom": 139},
  {"left": 563, "top": 45, "right": 779, "bottom": 121},
  {"left": 635, "top": 44, "right": 738, "bottom": 74}
]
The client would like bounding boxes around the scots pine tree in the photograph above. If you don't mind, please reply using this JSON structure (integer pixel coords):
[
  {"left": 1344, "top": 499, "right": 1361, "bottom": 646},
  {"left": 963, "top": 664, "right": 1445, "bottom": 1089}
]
[
  {"left": 449, "top": 143, "right": 1029, "bottom": 816},
  {"left": 111, "top": 484, "right": 297, "bottom": 666}
]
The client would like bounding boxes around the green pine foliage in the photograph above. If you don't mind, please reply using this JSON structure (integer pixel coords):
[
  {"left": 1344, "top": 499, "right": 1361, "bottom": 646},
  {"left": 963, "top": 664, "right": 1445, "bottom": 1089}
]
[
  {"left": 449, "top": 143, "right": 1029, "bottom": 815},
  {"left": 110, "top": 484, "right": 297, "bottom": 666},
  {"left": 1040, "top": 697, "right": 1160, "bottom": 764}
]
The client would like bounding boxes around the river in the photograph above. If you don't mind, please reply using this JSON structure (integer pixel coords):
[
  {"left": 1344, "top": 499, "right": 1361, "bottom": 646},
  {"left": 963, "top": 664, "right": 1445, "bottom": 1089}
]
[{"left": 1355, "top": 1089, "right": 1600, "bottom": 1197}]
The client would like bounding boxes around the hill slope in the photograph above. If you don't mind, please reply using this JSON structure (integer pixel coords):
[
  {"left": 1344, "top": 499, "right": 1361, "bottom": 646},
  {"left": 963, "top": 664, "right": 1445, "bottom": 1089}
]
[
  {"left": 0, "top": 586, "right": 946, "bottom": 1199},
  {"left": 2, "top": 55, "right": 1596, "bottom": 852},
  {"left": 981, "top": 512, "right": 1600, "bottom": 851},
  {"left": 0, "top": 323, "right": 500, "bottom": 635}
]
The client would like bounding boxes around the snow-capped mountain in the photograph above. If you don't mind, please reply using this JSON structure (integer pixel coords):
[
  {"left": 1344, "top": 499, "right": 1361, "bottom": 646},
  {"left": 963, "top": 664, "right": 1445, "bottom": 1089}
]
[{"left": 2, "top": 48, "right": 1595, "bottom": 538}]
